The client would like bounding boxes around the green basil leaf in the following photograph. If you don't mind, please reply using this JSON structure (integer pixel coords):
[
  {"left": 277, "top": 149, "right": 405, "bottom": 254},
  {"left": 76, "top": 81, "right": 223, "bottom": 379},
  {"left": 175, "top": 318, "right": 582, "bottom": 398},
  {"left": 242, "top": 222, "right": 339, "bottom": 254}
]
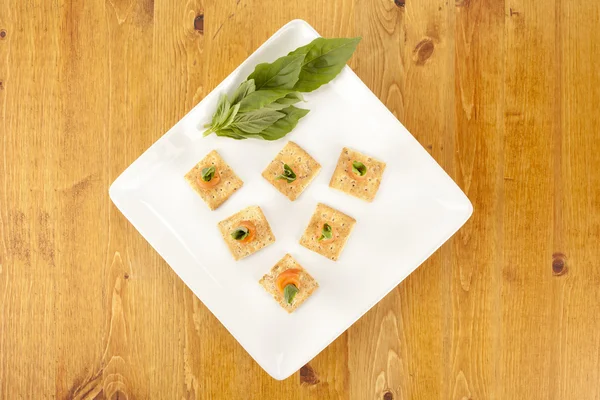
[
  {"left": 212, "top": 93, "right": 231, "bottom": 127},
  {"left": 279, "top": 91, "right": 305, "bottom": 104},
  {"left": 232, "top": 109, "right": 285, "bottom": 134},
  {"left": 253, "top": 106, "right": 309, "bottom": 141},
  {"left": 201, "top": 166, "right": 216, "bottom": 182},
  {"left": 248, "top": 54, "right": 305, "bottom": 90},
  {"left": 211, "top": 94, "right": 228, "bottom": 125},
  {"left": 230, "top": 79, "right": 256, "bottom": 105},
  {"left": 221, "top": 103, "right": 240, "bottom": 129},
  {"left": 276, "top": 164, "right": 296, "bottom": 183},
  {"left": 238, "top": 89, "right": 291, "bottom": 113},
  {"left": 352, "top": 161, "right": 367, "bottom": 176},
  {"left": 263, "top": 103, "right": 288, "bottom": 111},
  {"left": 289, "top": 37, "right": 361, "bottom": 92},
  {"left": 264, "top": 92, "right": 305, "bottom": 110},
  {"left": 231, "top": 226, "right": 249, "bottom": 241},
  {"left": 318, "top": 223, "right": 333, "bottom": 241},
  {"left": 215, "top": 128, "right": 248, "bottom": 140},
  {"left": 283, "top": 284, "right": 299, "bottom": 305},
  {"left": 217, "top": 125, "right": 250, "bottom": 140}
]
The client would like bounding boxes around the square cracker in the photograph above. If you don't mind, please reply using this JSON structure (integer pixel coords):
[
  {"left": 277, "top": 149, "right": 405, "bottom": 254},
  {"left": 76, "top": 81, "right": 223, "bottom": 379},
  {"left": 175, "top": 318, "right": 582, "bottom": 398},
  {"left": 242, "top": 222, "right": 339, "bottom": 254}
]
[
  {"left": 259, "top": 254, "right": 319, "bottom": 313},
  {"left": 261, "top": 141, "right": 321, "bottom": 201},
  {"left": 299, "top": 203, "right": 356, "bottom": 261},
  {"left": 218, "top": 205, "right": 276, "bottom": 261},
  {"left": 184, "top": 150, "right": 243, "bottom": 210},
  {"left": 329, "top": 147, "right": 386, "bottom": 202}
]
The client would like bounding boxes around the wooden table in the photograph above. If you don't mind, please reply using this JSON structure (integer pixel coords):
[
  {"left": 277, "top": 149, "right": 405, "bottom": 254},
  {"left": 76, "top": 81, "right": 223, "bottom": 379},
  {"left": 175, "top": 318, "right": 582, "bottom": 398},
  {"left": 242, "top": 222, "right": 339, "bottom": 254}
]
[{"left": 2, "top": 0, "right": 599, "bottom": 398}]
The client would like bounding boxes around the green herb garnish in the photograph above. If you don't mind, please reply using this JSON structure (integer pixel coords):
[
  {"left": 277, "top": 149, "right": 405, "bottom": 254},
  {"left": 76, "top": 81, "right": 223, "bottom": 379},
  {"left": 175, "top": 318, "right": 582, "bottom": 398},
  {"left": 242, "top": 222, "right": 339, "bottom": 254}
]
[
  {"left": 288, "top": 37, "right": 363, "bottom": 92},
  {"left": 230, "top": 79, "right": 256, "bottom": 105},
  {"left": 352, "top": 161, "right": 367, "bottom": 177},
  {"left": 201, "top": 166, "right": 216, "bottom": 182},
  {"left": 276, "top": 164, "right": 297, "bottom": 183},
  {"left": 283, "top": 284, "right": 299, "bottom": 305},
  {"left": 202, "top": 37, "right": 361, "bottom": 141},
  {"left": 318, "top": 223, "right": 333, "bottom": 241},
  {"left": 231, "top": 226, "right": 249, "bottom": 241}
]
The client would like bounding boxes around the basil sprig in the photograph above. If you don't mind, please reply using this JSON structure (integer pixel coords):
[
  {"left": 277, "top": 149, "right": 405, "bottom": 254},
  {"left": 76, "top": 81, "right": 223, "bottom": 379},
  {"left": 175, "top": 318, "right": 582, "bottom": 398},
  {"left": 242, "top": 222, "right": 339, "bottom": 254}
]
[
  {"left": 231, "top": 226, "right": 249, "bottom": 241},
  {"left": 203, "top": 37, "right": 361, "bottom": 141},
  {"left": 276, "top": 164, "right": 296, "bottom": 183},
  {"left": 201, "top": 166, "right": 216, "bottom": 182},
  {"left": 283, "top": 284, "right": 299, "bottom": 305},
  {"left": 318, "top": 223, "right": 333, "bottom": 241},
  {"left": 352, "top": 161, "right": 367, "bottom": 177}
]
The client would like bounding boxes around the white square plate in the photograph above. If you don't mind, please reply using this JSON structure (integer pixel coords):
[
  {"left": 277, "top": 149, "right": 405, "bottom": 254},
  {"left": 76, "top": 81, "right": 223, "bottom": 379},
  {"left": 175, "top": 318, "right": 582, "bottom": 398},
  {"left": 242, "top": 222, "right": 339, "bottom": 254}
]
[{"left": 109, "top": 20, "right": 472, "bottom": 380}]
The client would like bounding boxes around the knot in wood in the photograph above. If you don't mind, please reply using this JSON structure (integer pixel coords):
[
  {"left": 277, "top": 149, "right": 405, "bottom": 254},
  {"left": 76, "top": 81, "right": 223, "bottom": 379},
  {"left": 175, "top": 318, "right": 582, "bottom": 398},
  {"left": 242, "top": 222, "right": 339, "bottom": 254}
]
[
  {"left": 413, "top": 38, "right": 435, "bottom": 65},
  {"left": 552, "top": 252, "right": 567, "bottom": 276},
  {"left": 194, "top": 14, "right": 204, "bottom": 34},
  {"left": 299, "top": 363, "right": 319, "bottom": 385}
]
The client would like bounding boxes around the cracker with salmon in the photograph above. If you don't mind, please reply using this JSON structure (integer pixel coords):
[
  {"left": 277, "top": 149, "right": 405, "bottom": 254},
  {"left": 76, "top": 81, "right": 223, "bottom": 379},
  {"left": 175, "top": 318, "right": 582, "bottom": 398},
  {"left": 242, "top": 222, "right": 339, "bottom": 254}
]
[
  {"left": 185, "top": 150, "right": 243, "bottom": 210},
  {"left": 299, "top": 203, "right": 356, "bottom": 261},
  {"left": 262, "top": 141, "right": 321, "bottom": 201},
  {"left": 218, "top": 206, "right": 276, "bottom": 261},
  {"left": 259, "top": 254, "right": 318, "bottom": 313},
  {"left": 329, "top": 147, "right": 386, "bottom": 202}
]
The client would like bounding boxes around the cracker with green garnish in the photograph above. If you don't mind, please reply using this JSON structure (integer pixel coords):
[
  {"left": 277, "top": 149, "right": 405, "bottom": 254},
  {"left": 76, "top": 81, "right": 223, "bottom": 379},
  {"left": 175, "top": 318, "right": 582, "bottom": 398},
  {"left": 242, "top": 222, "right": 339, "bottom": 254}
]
[
  {"left": 299, "top": 203, "right": 356, "bottom": 261},
  {"left": 184, "top": 150, "right": 244, "bottom": 210},
  {"left": 262, "top": 141, "right": 321, "bottom": 201},
  {"left": 218, "top": 206, "right": 276, "bottom": 261},
  {"left": 329, "top": 147, "right": 386, "bottom": 202},
  {"left": 259, "top": 254, "right": 318, "bottom": 313}
]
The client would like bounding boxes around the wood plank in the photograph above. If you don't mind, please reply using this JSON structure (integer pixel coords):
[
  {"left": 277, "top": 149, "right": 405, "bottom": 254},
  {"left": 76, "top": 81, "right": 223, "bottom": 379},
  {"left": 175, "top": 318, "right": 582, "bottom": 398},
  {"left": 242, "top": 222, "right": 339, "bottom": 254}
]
[
  {"left": 447, "top": 0, "right": 505, "bottom": 398},
  {"left": 552, "top": 0, "right": 600, "bottom": 398},
  {"left": 500, "top": 0, "right": 556, "bottom": 397},
  {"left": 0, "top": 1, "right": 60, "bottom": 395},
  {"left": 54, "top": 0, "right": 150, "bottom": 395}
]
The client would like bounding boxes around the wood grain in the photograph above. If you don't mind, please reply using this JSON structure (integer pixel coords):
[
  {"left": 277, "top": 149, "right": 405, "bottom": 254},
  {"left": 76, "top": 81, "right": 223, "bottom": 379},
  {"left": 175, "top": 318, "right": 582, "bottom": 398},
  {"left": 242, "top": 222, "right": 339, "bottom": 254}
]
[{"left": 1, "top": 0, "right": 600, "bottom": 398}]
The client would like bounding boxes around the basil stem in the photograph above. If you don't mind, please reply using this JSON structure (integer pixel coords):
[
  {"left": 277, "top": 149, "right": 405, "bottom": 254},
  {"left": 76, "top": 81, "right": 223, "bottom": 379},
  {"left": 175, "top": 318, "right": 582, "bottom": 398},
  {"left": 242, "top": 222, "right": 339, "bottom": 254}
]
[
  {"left": 283, "top": 284, "right": 299, "bottom": 305},
  {"left": 352, "top": 161, "right": 367, "bottom": 177},
  {"left": 231, "top": 226, "right": 249, "bottom": 241},
  {"left": 318, "top": 223, "right": 333, "bottom": 241},
  {"left": 276, "top": 164, "right": 297, "bottom": 183},
  {"left": 201, "top": 166, "right": 216, "bottom": 182}
]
